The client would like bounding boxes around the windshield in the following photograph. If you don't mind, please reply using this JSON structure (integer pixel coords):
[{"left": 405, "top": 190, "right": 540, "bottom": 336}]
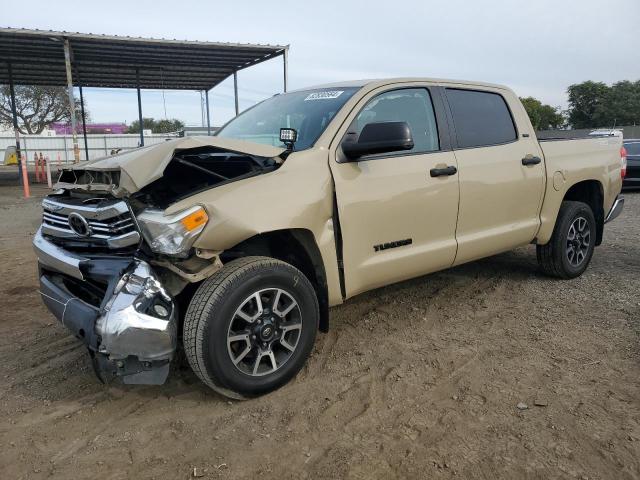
[
  {"left": 216, "top": 87, "right": 360, "bottom": 150},
  {"left": 624, "top": 142, "right": 640, "bottom": 156}
]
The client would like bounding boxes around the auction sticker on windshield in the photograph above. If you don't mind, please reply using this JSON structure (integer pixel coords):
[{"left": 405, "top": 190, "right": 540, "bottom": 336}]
[{"left": 304, "top": 90, "right": 344, "bottom": 101}]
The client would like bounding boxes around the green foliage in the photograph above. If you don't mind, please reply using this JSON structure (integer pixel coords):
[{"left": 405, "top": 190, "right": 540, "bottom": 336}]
[
  {"left": 605, "top": 81, "right": 640, "bottom": 126},
  {"left": 566, "top": 81, "right": 610, "bottom": 128},
  {"left": 520, "top": 96, "right": 565, "bottom": 130},
  {"left": 126, "top": 117, "right": 155, "bottom": 133},
  {"left": 127, "top": 117, "right": 185, "bottom": 134},
  {"left": 567, "top": 80, "right": 640, "bottom": 128}
]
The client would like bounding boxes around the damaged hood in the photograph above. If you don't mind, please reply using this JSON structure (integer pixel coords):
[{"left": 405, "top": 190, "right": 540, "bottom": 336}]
[{"left": 56, "top": 136, "right": 286, "bottom": 195}]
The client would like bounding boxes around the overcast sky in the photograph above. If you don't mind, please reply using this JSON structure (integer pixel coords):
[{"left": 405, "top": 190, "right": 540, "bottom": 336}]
[{"left": 4, "top": 0, "right": 639, "bottom": 126}]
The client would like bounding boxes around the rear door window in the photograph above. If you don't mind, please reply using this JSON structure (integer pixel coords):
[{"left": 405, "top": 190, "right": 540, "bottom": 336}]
[{"left": 445, "top": 88, "right": 517, "bottom": 148}]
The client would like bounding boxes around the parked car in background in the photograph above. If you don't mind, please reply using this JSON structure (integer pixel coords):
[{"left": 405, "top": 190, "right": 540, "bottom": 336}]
[
  {"left": 623, "top": 139, "right": 640, "bottom": 189},
  {"left": 33, "top": 78, "right": 625, "bottom": 398},
  {"left": 589, "top": 129, "right": 623, "bottom": 138}
]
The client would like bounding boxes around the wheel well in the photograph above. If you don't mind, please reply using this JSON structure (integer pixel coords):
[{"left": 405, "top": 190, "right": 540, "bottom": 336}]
[
  {"left": 219, "top": 229, "right": 330, "bottom": 332},
  {"left": 563, "top": 180, "right": 604, "bottom": 245}
]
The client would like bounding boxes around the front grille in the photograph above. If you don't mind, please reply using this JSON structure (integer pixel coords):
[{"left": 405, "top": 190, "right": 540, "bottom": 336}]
[
  {"left": 41, "top": 197, "right": 140, "bottom": 249},
  {"left": 43, "top": 211, "right": 137, "bottom": 238}
]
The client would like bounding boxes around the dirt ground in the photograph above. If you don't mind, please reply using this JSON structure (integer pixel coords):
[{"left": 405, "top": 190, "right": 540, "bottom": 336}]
[{"left": 0, "top": 180, "right": 639, "bottom": 480}]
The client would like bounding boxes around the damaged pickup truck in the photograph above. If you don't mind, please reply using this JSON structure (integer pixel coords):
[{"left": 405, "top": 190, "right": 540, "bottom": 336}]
[{"left": 34, "top": 78, "right": 626, "bottom": 398}]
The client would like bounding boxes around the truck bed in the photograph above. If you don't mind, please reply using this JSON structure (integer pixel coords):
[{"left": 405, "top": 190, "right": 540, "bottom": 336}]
[{"left": 534, "top": 134, "right": 623, "bottom": 244}]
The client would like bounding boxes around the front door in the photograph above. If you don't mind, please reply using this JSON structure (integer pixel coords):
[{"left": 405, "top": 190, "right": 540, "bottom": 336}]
[{"left": 330, "top": 86, "right": 460, "bottom": 298}]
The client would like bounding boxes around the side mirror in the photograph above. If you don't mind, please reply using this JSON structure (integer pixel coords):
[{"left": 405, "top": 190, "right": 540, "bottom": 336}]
[{"left": 342, "top": 121, "right": 414, "bottom": 160}]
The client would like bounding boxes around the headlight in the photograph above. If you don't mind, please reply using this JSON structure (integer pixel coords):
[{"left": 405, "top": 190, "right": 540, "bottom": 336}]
[{"left": 136, "top": 206, "right": 208, "bottom": 257}]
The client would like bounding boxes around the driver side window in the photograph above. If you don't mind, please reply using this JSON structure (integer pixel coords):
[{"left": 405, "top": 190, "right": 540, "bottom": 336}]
[{"left": 353, "top": 88, "right": 440, "bottom": 154}]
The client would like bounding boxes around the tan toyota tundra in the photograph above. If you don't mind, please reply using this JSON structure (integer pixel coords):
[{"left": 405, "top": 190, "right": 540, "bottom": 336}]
[{"left": 33, "top": 78, "right": 626, "bottom": 398}]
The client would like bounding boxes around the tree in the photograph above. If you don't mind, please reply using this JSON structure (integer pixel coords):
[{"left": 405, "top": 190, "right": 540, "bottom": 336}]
[
  {"left": 128, "top": 117, "right": 184, "bottom": 134},
  {"left": 155, "top": 118, "right": 185, "bottom": 133},
  {"left": 567, "top": 81, "right": 610, "bottom": 128},
  {"left": 604, "top": 80, "right": 640, "bottom": 126},
  {"left": 520, "top": 96, "right": 565, "bottom": 130},
  {"left": 0, "top": 85, "right": 87, "bottom": 134},
  {"left": 127, "top": 117, "right": 156, "bottom": 133},
  {"left": 567, "top": 80, "right": 640, "bottom": 128}
]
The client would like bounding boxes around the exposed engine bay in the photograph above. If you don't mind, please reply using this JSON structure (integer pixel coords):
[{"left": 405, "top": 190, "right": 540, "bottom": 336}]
[
  {"left": 133, "top": 147, "right": 280, "bottom": 208},
  {"left": 55, "top": 141, "right": 283, "bottom": 204}
]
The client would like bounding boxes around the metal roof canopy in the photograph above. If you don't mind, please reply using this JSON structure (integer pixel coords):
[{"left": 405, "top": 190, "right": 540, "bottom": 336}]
[
  {"left": 1, "top": 28, "right": 289, "bottom": 169},
  {"left": 0, "top": 28, "right": 288, "bottom": 90}
]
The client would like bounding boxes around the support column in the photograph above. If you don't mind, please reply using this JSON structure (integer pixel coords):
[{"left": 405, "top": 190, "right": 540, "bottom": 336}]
[
  {"left": 79, "top": 85, "right": 89, "bottom": 160},
  {"left": 136, "top": 69, "right": 144, "bottom": 147},
  {"left": 205, "top": 89, "right": 211, "bottom": 135},
  {"left": 63, "top": 39, "right": 80, "bottom": 162},
  {"left": 283, "top": 47, "right": 289, "bottom": 93},
  {"left": 233, "top": 72, "right": 239, "bottom": 116},
  {"left": 200, "top": 91, "right": 205, "bottom": 127},
  {"left": 7, "top": 63, "right": 22, "bottom": 180}
]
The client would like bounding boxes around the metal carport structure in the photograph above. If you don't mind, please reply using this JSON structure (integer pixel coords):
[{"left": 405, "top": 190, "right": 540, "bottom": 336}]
[{"left": 0, "top": 27, "right": 288, "bottom": 164}]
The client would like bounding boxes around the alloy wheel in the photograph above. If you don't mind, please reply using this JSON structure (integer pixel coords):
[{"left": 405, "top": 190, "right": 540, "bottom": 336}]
[
  {"left": 226, "top": 288, "right": 302, "bottom": 376},
  {"left": 566, "top": 216, "right": 591, "bottom": 267}
]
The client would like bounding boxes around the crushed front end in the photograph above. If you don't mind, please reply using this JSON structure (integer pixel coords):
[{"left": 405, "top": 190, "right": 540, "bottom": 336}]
[
  {"left": 33, "top": 140, "right": 282, "bottom": 385},
  {"left": 34, "top": 192, "right": 178, "bottom": 385}
]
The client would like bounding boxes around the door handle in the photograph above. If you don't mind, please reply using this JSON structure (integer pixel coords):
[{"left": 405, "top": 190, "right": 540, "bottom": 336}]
[
  {"left": 430, "top": 165, "right": 457, "bottom": 177},
  {"left": 521, "top": 156, "right": 542, "bottom": 166}
]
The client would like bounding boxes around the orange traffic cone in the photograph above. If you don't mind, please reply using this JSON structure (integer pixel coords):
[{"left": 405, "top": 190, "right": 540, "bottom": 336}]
[{"left": 21, "top": 155, "right": 30, "bottom": 198}]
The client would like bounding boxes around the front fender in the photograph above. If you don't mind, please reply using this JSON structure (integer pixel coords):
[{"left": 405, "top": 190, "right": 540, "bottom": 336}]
[{"left": 166, "top": 149, "right": 344, "bottom": 306}]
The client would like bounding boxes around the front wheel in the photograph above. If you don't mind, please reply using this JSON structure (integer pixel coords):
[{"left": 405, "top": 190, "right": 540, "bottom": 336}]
[
  {"left": 536, "top": 200, "right": 596, "bottom": 279},
  {"left": 183, "top": 256, "right": 319, "bottom": 398}
]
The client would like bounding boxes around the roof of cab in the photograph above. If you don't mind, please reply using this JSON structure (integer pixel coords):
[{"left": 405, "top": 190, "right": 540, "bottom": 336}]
[{"left": 292, "top": 77, "right": 511, "bottom": 93}]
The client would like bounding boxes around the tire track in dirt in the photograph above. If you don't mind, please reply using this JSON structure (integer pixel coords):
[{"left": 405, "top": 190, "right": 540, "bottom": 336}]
[
  {"left": 47, "top": 398, "right": 148, "bottom": 464},
  {"left": 2, "top": 338, "right": 87, "bottom": 390},
  {"left": 281, "top": 272, "right": 514, "bottom": 479}
]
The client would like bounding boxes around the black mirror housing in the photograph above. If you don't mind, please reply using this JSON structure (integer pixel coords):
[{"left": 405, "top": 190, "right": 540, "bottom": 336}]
[{"left": 342, "top": 121, "right": 414, "bottom": 160}]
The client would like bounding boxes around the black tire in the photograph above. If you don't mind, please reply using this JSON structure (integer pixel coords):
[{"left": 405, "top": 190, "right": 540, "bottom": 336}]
[
  {"left": 183, "top": 256, "right": 319, "bottom": 399},
  {"left": 536, "top": 200, "right": 596, "bottom": 279}
]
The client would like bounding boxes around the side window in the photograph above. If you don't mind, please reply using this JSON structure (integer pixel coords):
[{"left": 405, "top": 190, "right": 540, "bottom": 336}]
[
  {"left": 352, "top": 88, "right": 439, "bottom": 154},
  {"left": 445, "top": 88, "right": 517, "bottom": 148}
]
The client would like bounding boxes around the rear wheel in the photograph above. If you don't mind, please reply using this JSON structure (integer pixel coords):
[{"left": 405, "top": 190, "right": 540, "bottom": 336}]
[
  {"left": 536, "top": 200, "right": 596, "bottom": 279},
  {"left": 183, "top": 256, "right": 318, "bottom": 398}
]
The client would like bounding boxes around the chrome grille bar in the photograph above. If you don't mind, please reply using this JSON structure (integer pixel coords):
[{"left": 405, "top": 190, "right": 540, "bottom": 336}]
[{"left": 41, "top": 197, "right": 140, "bottom": 249}]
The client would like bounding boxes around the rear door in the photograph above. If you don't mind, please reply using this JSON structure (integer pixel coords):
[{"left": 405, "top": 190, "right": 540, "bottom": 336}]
[
  {"left": 443, "top": 87, "right": 545, "bottom": 265},
  {"left": 329, "top": 84, "right": 460, "bottom": 297}
]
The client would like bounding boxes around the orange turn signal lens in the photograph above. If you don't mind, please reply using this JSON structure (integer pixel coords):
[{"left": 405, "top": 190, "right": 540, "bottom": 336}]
[{"left": 180, "top": 207, "right": 208, "bottom": 231}]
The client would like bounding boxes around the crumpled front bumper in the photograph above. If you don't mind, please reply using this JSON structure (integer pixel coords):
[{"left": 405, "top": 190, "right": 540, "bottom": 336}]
[{"left": 33, "top": 227, "right": 177, "bottom": 385}]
